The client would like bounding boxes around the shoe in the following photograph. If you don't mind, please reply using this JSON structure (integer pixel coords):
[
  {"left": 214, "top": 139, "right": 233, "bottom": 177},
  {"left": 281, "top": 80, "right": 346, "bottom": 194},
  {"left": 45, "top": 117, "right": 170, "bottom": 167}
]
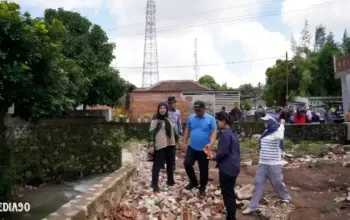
[
  {"left": 242, "top": 207, "right": 257, "bottom": 215},
  {"left": 152, "top": 185, "right": 160, "bottom": 193},
  {"left": 185, "top": 183, "right": 198, "bottom": 190},
  {"left": 199, "top": 186, "right": 206, "bottom": 196},
  {"left": 281, "top": 199, "right": 291, "bottom": 204}
]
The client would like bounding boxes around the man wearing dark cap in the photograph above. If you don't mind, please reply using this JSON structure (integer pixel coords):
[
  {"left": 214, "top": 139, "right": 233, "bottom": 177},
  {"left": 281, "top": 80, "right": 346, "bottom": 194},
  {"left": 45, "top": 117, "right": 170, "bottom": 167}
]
[
  {"left": 166, "top": 96, "right": 183, "bottom": 170},
  {"left": 181, "top": 100, "right": 217, "bottom": 196}
]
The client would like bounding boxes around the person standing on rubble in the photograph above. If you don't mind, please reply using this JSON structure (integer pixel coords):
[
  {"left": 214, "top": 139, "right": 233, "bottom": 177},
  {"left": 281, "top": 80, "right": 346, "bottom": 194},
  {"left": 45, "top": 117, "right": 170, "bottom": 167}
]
[
  {"left": 148, "top": 102, "right": 179, "bottom": 192},
  {"left": 164, "top": 96, "right": 183, "bottom": 170},
  {"left": 242, "top": 115, "right": 291, "bottom": 215},
  {"left": 207, "top": 111, "right": 240, "bottom": 220},
  {"left": 181, "top": 100, "right": 217, "bottom": 196}
]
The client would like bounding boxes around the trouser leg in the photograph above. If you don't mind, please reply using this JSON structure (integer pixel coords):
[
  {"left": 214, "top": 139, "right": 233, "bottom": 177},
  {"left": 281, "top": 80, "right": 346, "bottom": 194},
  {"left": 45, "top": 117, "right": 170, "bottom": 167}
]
[
  {"left": 197, "top": 150, "right": 209, "bottom": 187},
  {"left": 183, "top": 146, "right": 198, "bottom": 186},
  {"left": 267, "top": 165, "right": 292, "bottom": 201},
  {"left": 219, "top": 171, "right": 237, "bottom": 220},
  {"left": 165, "top": 145, "right": 175, "bottom": 184},
  {"left": 248, "top": 164, "right": 268, "bottom": 209},
  {"left": 152, "top": 148, "right": 165, "bottom": 186}
]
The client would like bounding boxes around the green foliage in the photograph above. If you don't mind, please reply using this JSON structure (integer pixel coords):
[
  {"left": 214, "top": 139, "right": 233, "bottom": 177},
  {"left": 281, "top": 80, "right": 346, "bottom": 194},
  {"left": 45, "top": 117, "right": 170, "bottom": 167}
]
[
  {"left": 264, "top": 59, "right": 301, "bottom": 106},
  {"left": 240, "top": 139, "right": 258, "bottom": 149},
  {"left": 264, "top": 20, "right": 344, "bottom": 103},
  {"left": 294, "top": 141, "right": 329, "bottom": 157},
  {"left": 342, "top": 29, "right": 350, "bottom": 54},
  {"left": 43, "top": 8, "right": 128, "bottom": 108},
  {"left": 198, "top": 74, "right": 234, "bottom": 90},
  {"left": 242, "top": 100, "right": 252, "bottom": 111},
  {"left": 283, "top": 139, "right": 294, "bottom": 150}
]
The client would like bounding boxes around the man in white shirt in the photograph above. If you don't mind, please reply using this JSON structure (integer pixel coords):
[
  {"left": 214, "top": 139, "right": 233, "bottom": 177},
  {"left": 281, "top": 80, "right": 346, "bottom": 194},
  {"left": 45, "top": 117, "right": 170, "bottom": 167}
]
[{"left": 306, "top": 105, "right": 313, "bottom": 123}]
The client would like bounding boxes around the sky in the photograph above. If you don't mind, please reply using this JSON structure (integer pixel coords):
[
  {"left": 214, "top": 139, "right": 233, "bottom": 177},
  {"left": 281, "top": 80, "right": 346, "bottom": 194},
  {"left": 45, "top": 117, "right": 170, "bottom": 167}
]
[{"left": 11, "top": 0, "right": 350, "bottom": 88}]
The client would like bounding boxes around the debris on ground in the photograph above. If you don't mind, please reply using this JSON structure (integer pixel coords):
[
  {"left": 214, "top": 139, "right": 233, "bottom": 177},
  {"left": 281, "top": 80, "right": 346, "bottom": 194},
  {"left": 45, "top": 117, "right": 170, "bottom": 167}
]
[
  {"left": 106, "top": 202, "right": 140, "bottom": 220},
  {"left": 104, "top": 146, "right": 296, "bottom": 220}
]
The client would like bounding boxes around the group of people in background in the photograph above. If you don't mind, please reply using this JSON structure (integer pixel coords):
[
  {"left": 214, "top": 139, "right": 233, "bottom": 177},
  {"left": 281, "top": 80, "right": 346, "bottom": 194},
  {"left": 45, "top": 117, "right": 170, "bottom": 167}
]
[
  {"left": 253, "top": 104, "right": 342, "bottom": 124},
  {"left": 148, "top": 97, "right": 291, "bottom": 220}
]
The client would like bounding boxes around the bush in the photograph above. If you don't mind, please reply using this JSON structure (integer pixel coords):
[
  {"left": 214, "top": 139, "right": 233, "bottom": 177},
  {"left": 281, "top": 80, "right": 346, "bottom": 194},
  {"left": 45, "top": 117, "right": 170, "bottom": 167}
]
[
  {"left": 284, "top": 139, "right": 294, "bottom": 151},
  {"left": 293, "top": 141, "right": 329, "bottom": 157},
  {"left": 240, "top": 139, "right": 258, "bottom": 149}
]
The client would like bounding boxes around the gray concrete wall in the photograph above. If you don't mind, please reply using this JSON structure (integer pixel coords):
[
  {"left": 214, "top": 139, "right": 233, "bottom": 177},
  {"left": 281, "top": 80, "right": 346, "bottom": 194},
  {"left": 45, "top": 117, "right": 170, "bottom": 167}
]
[
  {"left": 341, "top": 74, "right": 350, "bottom": 113},
  {"left": 181, "top": 94, "right": 215, "bottom": 114}
]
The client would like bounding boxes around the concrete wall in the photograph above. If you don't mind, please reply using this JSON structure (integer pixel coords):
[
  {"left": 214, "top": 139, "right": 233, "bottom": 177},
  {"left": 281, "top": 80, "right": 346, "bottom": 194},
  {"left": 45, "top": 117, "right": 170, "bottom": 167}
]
[
  {"left": 182, "top": 94, "right": 215, "bottom": 114},
  {"left": 130, "top": 92, "right": 191, "bottom": 122},
  {"left": 252, "top": 99, "right": 266, "bottom": 109},
  {"left": 341, "top": 74, "right": 350, "bottom": 112}
]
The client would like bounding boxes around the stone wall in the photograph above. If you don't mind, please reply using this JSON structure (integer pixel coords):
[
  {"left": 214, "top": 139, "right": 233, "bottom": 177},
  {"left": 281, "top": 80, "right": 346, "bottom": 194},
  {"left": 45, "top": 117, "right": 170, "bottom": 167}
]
[
  {"left": 6, "top": 121, "right": 347, "bottom": 186},
  {"left": 105, "top": 122, "right": 348, "bottom": 143},
  {"left": 7, "top": 124, "right": 123, "bottom": 186}
]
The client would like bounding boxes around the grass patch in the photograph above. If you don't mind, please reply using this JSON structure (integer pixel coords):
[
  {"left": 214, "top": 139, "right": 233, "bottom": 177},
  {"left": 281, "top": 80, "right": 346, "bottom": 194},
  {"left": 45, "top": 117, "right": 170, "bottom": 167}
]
[
  {"left": 291, "top": 141, "right": 329, "bottom": 157},
  {"left": 319, "top": 203, "right": 337, "bottom": 213},
  {"left": 239, "top": 139, "right": 330, "bottom": 158}
]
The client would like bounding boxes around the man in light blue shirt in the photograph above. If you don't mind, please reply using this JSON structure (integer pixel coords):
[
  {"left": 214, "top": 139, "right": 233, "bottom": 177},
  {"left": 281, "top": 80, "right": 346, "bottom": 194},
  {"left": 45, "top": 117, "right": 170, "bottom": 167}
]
[{"left": 182, "top": 100, "right": 217, "bottom": 196}]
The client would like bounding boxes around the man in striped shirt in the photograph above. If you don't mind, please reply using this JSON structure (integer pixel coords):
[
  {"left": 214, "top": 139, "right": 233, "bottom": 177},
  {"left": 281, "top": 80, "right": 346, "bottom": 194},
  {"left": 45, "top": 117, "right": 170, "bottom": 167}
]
[{"left": 243, "top": 115, "right": 291, "bottom": 214}]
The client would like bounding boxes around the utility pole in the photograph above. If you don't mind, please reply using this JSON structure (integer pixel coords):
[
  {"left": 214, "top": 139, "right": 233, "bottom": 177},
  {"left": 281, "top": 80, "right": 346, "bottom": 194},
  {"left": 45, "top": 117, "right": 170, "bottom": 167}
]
[
  {"left": 286, "top": 51, "right": 289, "bottom": 104},
  {"left": 194, "top": 38, "right": 198, "bottom": 81}
]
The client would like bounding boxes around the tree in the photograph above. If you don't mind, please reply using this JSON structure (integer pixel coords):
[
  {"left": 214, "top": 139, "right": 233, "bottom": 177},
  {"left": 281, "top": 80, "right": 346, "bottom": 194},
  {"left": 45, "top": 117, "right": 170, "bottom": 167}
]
[
  {"left": 242, "top": 100, "right": 252, "bottom": 111},
  {"left": 300, "top": 20, "right": 311, "bottom": 49},
  {"left": 265, "top": 22, "right": 345, "bottom": 103},
  {"left": 263, "top": 59, "right": 302, "bottom": 106},
  {"left": 292, "top": 52, "right": 318, "bottom": 96},
  {"left": 0, "top": 2, "right": 85, "bottom": 201},
  {"left": 239, "top": 83, "right": 254, "bottom": 96},
  {"left": 291, "top": 33, "right": 297, "bottom": 54},
  {"left": 342, "top": 29, "right": 350, "bottom": 54},
  {"left": 43, "top": 8, "right": 126, "bottom": 108},
  {"left": 315, "top": 42, "right": 342, "bottom": 96},
  {"left": 198, "top": 75, "right": 220, "bottom": 89},
  {"left": 314, "top": 25, "right": 326, "bottom": 52}
]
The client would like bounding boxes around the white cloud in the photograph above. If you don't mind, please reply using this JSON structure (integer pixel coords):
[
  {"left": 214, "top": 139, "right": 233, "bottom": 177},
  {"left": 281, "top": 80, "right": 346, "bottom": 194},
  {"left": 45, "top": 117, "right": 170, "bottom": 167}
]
[
  {"left": 108, "top": 0, "right": 289, "bottom": 88},
  {"left": 13, "top": 0, "right": 291, "bottom": 88},
  {"left": 281, "top": 0, "right": 350, "bottom": 38}
]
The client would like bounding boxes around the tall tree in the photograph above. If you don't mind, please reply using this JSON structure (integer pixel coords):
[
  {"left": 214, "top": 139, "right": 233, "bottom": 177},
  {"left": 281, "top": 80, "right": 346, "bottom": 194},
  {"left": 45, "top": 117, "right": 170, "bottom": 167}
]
[
  {"left": 314, "top": 25, "right": 326, "bottom": 52},
  {"left": 342, "top": 29, "right": 350, "bottom": 54},
  {"left": 316, "top": 42, "right": 342, "bottom": 96},
  {"left": 300, "top": 20, "right": 311, "bottom": 49},
  {"left": 291, "top": 33, "right": 297, "bottom": 54}
]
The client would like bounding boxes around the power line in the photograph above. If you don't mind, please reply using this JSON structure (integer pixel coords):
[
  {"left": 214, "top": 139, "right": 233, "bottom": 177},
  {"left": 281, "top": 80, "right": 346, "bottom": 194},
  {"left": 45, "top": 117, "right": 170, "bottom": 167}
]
[
  {"left": 114, "top": 0, "right": 348, "bottom": 37},
  {"left": 108, "top": 0, "right": 273, "bottom": 30},
  {"left": 114, "top": 55, "right": 284, "bottom": 69}
]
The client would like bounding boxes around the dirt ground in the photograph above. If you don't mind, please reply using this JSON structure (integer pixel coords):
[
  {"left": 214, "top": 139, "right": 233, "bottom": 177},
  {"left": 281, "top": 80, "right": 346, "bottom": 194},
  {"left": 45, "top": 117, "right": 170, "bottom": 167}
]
[{"left": 174, "top": 150, "right": 350, "bottom": 220}]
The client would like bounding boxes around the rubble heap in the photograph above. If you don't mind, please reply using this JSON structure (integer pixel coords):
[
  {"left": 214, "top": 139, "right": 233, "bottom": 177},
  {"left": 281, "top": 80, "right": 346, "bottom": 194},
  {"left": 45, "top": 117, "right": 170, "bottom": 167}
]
[{"left": 105, "top": 145, "right": 296, "bottom": 220}]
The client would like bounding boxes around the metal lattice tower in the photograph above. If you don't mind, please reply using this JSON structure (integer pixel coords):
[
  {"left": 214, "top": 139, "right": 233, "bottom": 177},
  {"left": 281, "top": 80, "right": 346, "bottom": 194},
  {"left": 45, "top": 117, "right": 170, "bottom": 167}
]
[{"left": 142, "top": 0, "right": 159, "bottom": 88}]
